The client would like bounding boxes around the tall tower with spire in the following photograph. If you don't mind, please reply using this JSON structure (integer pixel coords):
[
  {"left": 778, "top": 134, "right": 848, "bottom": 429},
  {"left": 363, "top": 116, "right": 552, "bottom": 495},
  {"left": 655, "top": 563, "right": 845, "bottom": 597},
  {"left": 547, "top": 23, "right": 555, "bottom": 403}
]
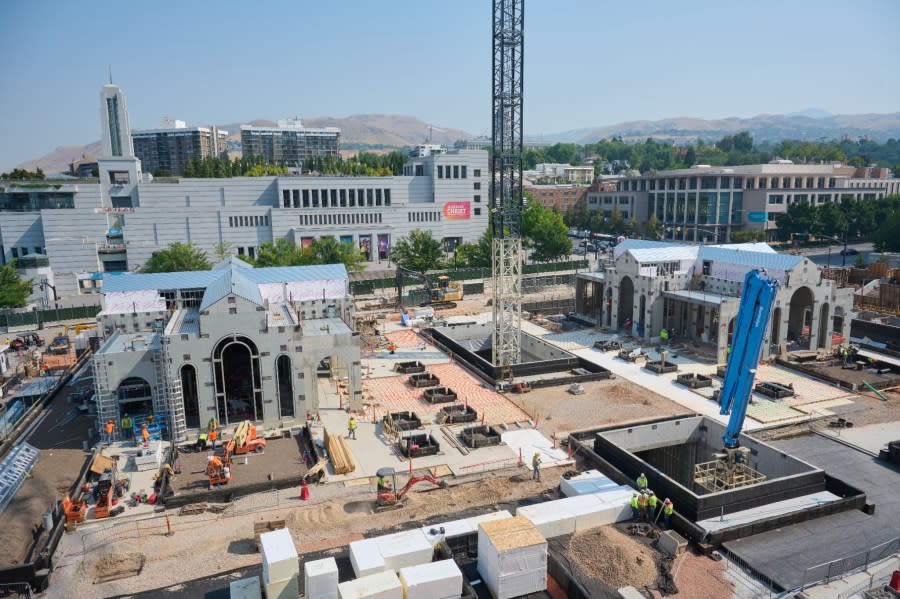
[{"left": 97, "top": 82, "right": 142, "bottom": 209}]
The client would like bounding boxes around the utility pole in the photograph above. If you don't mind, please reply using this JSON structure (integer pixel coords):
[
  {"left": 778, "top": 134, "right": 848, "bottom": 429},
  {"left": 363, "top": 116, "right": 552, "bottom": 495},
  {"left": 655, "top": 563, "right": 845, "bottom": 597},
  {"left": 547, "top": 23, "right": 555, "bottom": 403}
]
[{"left": 491, "top": 0, "right": 525, "bottom": 368}]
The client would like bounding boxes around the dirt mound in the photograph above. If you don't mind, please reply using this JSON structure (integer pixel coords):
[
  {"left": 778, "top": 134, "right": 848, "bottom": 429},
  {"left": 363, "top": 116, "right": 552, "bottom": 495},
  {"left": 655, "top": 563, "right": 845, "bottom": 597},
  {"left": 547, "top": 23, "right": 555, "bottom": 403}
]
[
  {"left": 565, "top": 526, "right": 659, "bottom": 589},
  {"left": 93, "top": 552, "right": 145, "bottom": 583}
]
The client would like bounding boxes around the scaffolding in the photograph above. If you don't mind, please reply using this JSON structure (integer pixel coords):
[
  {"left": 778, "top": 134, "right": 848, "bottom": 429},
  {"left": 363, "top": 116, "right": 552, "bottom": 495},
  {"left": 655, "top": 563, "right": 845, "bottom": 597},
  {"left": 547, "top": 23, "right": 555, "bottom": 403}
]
[
  {"left": 693, "top": 459, "right": 767, "bottom": 493},
  {"left": 154, "top": 336, "right": 187, "bottom": 442}
]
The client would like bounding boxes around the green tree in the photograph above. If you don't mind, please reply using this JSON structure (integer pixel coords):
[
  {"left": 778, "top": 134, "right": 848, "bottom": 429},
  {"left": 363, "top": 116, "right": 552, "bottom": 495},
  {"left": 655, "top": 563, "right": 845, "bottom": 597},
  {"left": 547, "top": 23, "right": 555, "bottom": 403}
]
[
  {"left": 213, "top": 241, "right": 236, "bottom": 262},
  {"left": 0, "top": 261, "right": 32, "bottom": 308},
  {"left": 684, "top": 146, "right": 697, "bottom": 167},
  {"left": 309, "top": 236, "right": 366, "bottom": 274},
  {"left": 729, "top": 230, "right": 766, "bottom": 243},
  {"left": 643, "top": 213, "right": 663, "bottom": 240},
  {"left": 182, "top": 159, "right": 195, "bottom": 177},
  {"left": 874, "top": 209, "right": 900, "bottom": 252},
  {"left": 140, "top": 242, "right": 211, "bottom": 273},
  {"left": 816, "top": 201, "right": 848, "bottom": 239},
  {"left": 254, "top": 238, "right": 307, "bottom": 267},
  {"left": 455, "top": 228, "right": 493, "bottom": 268},
  {"left": 606, "top": 209, "right": 625, "bottom": 235},
  {"left": 774, "top": 200, "right": 818, "bottom": 242},
  {"left": 522, "top": 202, "right": 572, "bottom": 262},
  {"left": 391, "top": 229, "right": 445, "bottom": 272},
  {"left": 152, "top": 168, "right": 172, "bottom": 178}
]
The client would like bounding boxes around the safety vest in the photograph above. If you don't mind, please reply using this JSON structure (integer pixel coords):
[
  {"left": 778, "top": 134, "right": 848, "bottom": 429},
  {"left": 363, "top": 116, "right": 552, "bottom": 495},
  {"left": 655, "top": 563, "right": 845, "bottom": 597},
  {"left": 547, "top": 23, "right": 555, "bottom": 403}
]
[
  {"left": 121, "top": 417, "right": 132, "bottom": 430},
  {"left": 637, "top": 475, "right": 648, "bottom": 488},
  {"left": 209, "top": 430, "right": 217, "bottom": 442},
  {"left": 664, "top": 503, "right": 674, "bottom": 516},
  {"left": 630, "top": 496, "right": 639, "bottom": 509},
  {"left": 105, "top": 421, "right": 114, "bottom": 433},
  {"left": 348, "top": 418, "right": 357, "bottom": 430},
  {"left": 648, "top": 495, "right": 658, "bottom": 508},
  {"left": 638, "top": 495, "right": 648, "bottom": 508}
]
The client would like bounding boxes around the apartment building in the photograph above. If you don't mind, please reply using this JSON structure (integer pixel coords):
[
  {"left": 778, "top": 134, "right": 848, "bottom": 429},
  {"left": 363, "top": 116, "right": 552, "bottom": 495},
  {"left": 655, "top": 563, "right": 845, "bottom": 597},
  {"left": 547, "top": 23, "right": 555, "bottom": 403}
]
[
  {"left": 240, "top": 119, "right": 340, "bottom": 167},
  {"left": 524, "top": 183, "right": 589, "bottom": 212},
  {"left": 132, "top": 120, "right": 228, "bottom": 176},
  {"left": 586, "top": 162, "right": 898, "bottom": 242}
]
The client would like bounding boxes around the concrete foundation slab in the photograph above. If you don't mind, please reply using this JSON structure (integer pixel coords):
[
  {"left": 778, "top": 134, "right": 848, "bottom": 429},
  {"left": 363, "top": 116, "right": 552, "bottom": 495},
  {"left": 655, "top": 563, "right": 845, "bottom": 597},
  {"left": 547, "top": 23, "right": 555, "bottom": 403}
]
[{"left": 696, "top": 491, "right": 842, "bottom": 533}]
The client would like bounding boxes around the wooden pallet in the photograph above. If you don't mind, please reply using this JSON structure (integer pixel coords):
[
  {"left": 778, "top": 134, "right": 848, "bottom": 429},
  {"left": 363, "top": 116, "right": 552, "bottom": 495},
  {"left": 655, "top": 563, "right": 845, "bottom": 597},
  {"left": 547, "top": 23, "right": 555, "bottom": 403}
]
[{"left": 325, "top": 429, "right": 355, "bottom": 474}]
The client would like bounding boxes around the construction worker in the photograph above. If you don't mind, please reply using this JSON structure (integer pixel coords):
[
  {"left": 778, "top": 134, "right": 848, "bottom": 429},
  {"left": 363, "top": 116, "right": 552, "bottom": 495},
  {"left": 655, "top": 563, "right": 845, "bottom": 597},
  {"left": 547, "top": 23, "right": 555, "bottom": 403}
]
[
  {"left": 104, "top": 420, "right": 115, "bottom": 445},
  {"left": 141, "top": 424, "right": 150, "bottom": 447},
  {"left": 208, "top": 417, "right": 219, "bottom": 433},
  {"left": 377, "top": 474, "right": 389, "bottom": 491},
  {"left": 196, "top": 431, "right": 208, "bottom": 451},
  {"left": 662, "top": 498, "right": 674, "bottom": 529},
  {"left": 659, "top": 328, "right": 669, "bottom": 343},
  {"left": 648, "top": 491, "right": 659, "bottom": 521},
  {"left": 638, "top": 491, "right": 649, "bottom": 521},
  {"left": 532, "top": 452, "right": 542, "bottom": 482},
  {"left": 209, "top": 428, "right": 218, "bottom": 450},
  {"left": 636, "top": 472, "right": 648, "bottom": 491},
  {"left": 120, "top": 413, "right": 132, "bottom": 434},
  {"left": 347, "top": 415, "right": 358, "bottom": 440},
  {"left": 630, "top": 493, "right": 640, "bottom": 521}
]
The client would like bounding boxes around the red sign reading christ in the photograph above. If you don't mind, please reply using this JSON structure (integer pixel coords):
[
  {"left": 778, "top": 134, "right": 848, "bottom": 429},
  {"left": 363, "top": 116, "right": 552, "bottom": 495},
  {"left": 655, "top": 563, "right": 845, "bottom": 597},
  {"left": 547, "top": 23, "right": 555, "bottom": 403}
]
[{"left": 442, "top": 201, "right": 471, "bottom": 220}]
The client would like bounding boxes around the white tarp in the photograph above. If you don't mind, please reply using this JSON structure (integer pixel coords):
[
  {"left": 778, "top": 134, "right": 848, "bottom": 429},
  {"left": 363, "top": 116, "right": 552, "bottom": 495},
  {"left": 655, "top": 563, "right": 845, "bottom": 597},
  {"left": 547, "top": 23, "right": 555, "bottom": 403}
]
[
  {"left": 338, "top": 571, "right": 403, "bottom": 599},
  {"left": 560, "top": 470, "right": 620, "bottom": 497},
  {"left": 258, "top": 280, "right": 346, "bottom": 304},
  {"left": 259, "top": 528, "right": 298, "bottom": 584},
  {"left": 102, "top": 290, "right": 166, "bottom": 314}
]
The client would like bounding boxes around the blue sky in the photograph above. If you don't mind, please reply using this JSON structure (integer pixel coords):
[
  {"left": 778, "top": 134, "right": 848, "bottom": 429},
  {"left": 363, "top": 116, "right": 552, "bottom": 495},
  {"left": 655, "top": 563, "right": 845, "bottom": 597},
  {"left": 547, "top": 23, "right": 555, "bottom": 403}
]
[{"left": 1, "top": 0, "right": 898, "bottom": 170}]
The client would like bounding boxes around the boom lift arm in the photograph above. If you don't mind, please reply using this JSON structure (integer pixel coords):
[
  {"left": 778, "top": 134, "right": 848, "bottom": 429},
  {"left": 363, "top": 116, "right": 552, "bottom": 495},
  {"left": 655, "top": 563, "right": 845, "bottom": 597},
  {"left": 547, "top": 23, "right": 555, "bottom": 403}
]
[
  {"left": 718, "top": 269, "right": 779, "bottom": 452},
  {"left": 395, "top": 266, "right": 433, "bottom": 307}
]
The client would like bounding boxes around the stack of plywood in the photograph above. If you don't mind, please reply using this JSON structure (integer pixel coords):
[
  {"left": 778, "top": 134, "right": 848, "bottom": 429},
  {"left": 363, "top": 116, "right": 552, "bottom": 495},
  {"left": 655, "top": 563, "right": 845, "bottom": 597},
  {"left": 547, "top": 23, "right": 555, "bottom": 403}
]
[
  {"left": 260, "top": 528, "right": 299, "bottom": 599},
  {"left": 326, "top": 429, "right": 355, "bottom": 474},
  {"left": 477, "top": 516, "right": 547, "bottom": 599},
  {"left": 338, "top": 570, "right": 403, "bottom": 599},
  {"left": 398, "top": 559, "right": 463, "bottom": 599},
  {"left": 305, "top": 557, "right": 339, "bottom": 599}
]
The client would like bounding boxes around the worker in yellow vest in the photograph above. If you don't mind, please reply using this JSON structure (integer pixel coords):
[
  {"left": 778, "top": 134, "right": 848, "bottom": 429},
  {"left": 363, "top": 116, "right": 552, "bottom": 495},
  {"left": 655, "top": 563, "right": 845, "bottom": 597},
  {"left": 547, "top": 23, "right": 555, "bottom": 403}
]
[
  {"left": 347, "top": 415, "right": 358, "bottom": 440},
  {"left": 630, "top": 493, "right": 640, "bottom": 521},
  {"left": 663, "top": 498, "right": 674, "bottom": 529},
  {"left": 636, "top": 472, "right": 648, "bottom": 491},
  {"left": 648, "top": 491, "right": 659, "bottom": 522}
]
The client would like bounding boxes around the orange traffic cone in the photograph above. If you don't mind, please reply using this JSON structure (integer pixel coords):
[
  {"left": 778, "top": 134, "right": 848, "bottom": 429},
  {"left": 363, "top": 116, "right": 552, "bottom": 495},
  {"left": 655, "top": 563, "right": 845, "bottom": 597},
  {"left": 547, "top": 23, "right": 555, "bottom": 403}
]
[{"left": 300, "top": 479, "right": 310, "bottom": 501}]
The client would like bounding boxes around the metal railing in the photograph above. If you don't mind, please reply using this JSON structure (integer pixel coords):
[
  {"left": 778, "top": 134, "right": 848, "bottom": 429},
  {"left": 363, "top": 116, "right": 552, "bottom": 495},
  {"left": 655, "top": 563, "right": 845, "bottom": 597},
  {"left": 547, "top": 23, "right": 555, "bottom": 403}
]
[{"left": 799, "top": 535, "right": 900, "bottom": 590}]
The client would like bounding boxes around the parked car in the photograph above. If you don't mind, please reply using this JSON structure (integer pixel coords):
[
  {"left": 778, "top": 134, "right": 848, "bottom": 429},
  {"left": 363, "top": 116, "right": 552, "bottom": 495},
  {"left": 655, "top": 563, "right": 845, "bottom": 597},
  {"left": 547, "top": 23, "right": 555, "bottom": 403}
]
[
  {"left": 586, "top": 244, "right": 597, "bottom": 252},
  {"left": 839, "top": 248, "right": 859, "bottom": 256}
]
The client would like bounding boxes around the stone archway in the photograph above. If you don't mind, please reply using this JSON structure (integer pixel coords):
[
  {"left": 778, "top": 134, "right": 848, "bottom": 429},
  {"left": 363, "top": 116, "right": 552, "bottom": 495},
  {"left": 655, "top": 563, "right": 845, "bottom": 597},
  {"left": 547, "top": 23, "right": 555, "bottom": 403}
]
[
  {"left": 618, "top": 276, "right": 634, "bottom": 329},
  {"left": 818, "top": 303, "right": 830, "bottom": 349},
  {"left": 213, "top": 335, "right": 263, "bottom": 425},
  {"left": 275, "top": 354, "right": 294, "bottom": 419},
  {"left": 788, "top": 286, "right": 814, "bottom": 349},
  {"left": 180, "top": 364, "right": 200, "bottom": 429}
]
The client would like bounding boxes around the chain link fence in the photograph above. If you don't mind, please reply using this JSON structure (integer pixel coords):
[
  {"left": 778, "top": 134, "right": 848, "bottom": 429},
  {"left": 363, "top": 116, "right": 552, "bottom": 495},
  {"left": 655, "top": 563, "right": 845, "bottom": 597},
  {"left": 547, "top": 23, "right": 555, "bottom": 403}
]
[{"left": 0, "top": 305, "right": 100, "bottom": 330}]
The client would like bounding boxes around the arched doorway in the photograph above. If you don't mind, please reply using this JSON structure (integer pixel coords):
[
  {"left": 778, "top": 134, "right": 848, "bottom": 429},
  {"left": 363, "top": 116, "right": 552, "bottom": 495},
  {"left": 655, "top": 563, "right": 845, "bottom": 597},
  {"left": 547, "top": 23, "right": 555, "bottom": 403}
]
[
  {"left": 727, "top": 317, "right": 736, "bottom": 349},
  {"left": 116, "top": 377, "right": 153, "bottom": 419},
  {"left": 618, "top": 277, "right": 634, "bottom": 329},
  {"left": 180, "top": 364, "right": 200, "bottom": 429},
  {"left": 788, "top": 286, "right": 814, "bottom": 349},
  {"left": 213, "top": 335, "right": 263, "bottom": 425},
  {"left": 276, "top": 355, "right": 294, "bottom": 419},
  {"left": 818, "top": 303, "right": 830, "bottom": 349},
  {"left": 771, "top": 307, "right": 782, "bottom": 346}
]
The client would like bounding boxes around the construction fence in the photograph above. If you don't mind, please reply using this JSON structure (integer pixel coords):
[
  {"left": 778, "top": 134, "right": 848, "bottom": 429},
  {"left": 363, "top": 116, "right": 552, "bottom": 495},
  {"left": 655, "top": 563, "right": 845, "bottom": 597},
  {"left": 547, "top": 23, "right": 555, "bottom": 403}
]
[
  {"left": 349, "top": 260, "right": 588, "bottom": 296},
  {"left": 0, "top": 305, "right": 100, "bottom": 331},
  {"left": 799, "top": 535, "right": 900, "bottom": 591}
]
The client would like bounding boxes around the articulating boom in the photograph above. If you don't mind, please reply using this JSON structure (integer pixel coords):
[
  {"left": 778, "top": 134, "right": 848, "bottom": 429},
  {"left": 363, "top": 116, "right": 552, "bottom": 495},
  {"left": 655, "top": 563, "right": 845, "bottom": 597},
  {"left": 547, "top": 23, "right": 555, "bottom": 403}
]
[{"left": 719, "top": 269, "right": 779, "bottom": 450}]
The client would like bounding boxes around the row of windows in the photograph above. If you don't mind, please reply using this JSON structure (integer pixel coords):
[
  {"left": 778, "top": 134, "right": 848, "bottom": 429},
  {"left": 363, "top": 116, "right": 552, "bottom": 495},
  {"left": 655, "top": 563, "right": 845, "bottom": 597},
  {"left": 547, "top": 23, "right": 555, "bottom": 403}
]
[
  {"left": 409, "top": 211, "right": 441, "bottom": 223},
  {"left": 300, "top": 212, "right": 383, "bottom": 226},
  {"left": 619, "top": 175, "right": 850, "bottom": 192},
  {"left": 651, "top": 191, "right": 744, "bottom": 225},
  {"left": 9, "top": 247, "right": 44, "bottom": 259},
  {"left": 437, "top": 166, "right": 482, "bottom": 180},
  {"left": 767, "top": 192, "right": 883, "bottom": 206},
  {"left": 281, "top": 188, "right": 391, "bottom": 209},
  {"left": 229, "top": 215, "right": 270, "bottom": 227},
  {"left": 236, "top": 246, "right": 257, "bottom": 259}
]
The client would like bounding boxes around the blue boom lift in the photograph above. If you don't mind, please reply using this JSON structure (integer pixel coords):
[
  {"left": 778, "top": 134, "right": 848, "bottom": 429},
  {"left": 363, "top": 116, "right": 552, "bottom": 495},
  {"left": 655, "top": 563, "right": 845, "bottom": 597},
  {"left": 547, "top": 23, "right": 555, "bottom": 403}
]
[{"left": 716, "top": 269, "right": 779, "bottom": 467}]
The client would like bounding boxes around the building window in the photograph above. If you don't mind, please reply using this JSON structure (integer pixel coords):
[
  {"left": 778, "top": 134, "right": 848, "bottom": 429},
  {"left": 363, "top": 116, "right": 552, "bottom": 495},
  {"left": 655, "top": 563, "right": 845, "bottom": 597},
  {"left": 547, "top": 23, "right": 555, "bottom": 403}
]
[
  {"left": 282, "top": 190, "right": 290, "bottom": 208},
  {"left": 415, "top": 164, "right": 424, "bottom": 176},
  {"left": 375, "top": 189, "right": 382, "bottom": 206},
  {"left": 461, "top": 166, "right": 467, "bottom": 178},
  {"left": 312, "top": 190, "right": 319, "bottom": 207},
  {"left": 438, "top": 165, "right": 443, "bottom": 178},
  {"left": 474, "top": 195, "right": 481, "bottom": 203},
  {"left": 474, "top": 207, "right": 481, "bottom": 216},
  {"left": 384, "top": 189, "right": 391, "bottom": 206},
  {"left": 768, "top": 195, "right": 784, "bottom": 204},
  {"left": 237, "top": 247, "right": 244, "bottom": 255},
  {"left": 367, "top": 189, "right": 373, "bottom": 206},
  {"left": 702, "top": 260, "right": 711, "bottom": 275},
  {"left": 248, "top": 246, "right": 255, "bottom": 259},
  {"left": 11, "top": 248, "right": 18, "bottom": 258},
  {"left": 473, "top": 169, "right": 481, "bottom": 177},
  {"left": 349, "top": 189, "right": 356, "bottom": 206},
  {"left": 474, "top": 182, "right": 481, "bottom": 190},
  {"left": 339, "top": 189, "right": 346, "bottom": 207},
  {"left": 453, "top": 165, "right": 459, "bottom": 179}
]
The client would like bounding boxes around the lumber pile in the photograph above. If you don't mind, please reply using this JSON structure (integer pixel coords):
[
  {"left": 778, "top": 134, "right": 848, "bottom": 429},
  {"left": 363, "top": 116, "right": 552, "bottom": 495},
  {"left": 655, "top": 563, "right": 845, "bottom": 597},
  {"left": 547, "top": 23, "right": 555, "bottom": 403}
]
[{"left": 325, "top": 429, "right": 355, "bottom": 474}]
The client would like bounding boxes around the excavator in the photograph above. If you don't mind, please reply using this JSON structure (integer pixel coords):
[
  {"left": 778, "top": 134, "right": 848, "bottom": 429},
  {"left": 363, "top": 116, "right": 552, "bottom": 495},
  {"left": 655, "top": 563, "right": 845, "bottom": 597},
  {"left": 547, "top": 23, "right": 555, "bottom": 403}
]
[
  {"left": 375, "top": 466, "right": 446, "bottom": 511},
  {"left": 395, "top": 266, "right": 463, "bottom": 308},
  {"left": 716, "top": 269, "right": 779, "bottom": 470}
]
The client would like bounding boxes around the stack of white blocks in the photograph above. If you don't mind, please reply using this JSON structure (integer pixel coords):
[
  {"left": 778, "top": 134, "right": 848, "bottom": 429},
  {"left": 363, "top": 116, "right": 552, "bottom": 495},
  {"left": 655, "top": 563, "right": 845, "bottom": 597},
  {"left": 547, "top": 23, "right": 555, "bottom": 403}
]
[
  {"left": 477, "top": 516, "right": 548, "bottom": 599},
  {"left": 305, "top": 557, "right": 339, "bottom": 599},
  {"left": 420, "top": 510, "right": 512, "bottom": 547},
  {"left": 338, "top": 570, "right": 403, "bottom": 599},
  {"left": 516, "top": 486, "right": 635, "bottom": 539},
  {"left": 398, "top": 559, "right": 463, "bottom": 599},
  {"left": 260, "top": 528, "right": 299, "bottom": 599},
  {"left": 349, "top": 529, "right": 434, "bottom": 578}
]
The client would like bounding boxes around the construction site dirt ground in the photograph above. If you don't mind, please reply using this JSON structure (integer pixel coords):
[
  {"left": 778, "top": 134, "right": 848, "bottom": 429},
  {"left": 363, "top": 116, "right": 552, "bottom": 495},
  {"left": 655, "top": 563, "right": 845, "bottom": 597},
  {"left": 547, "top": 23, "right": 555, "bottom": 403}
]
[
  {"left": 511, "top": 378, "right": 694, "bottom": 438},
  {"left": 170, "top": 436, "right": 309, "bottom": 496},
  {"left": 0, "top": 377, "right": 94, "bottom": 567}
]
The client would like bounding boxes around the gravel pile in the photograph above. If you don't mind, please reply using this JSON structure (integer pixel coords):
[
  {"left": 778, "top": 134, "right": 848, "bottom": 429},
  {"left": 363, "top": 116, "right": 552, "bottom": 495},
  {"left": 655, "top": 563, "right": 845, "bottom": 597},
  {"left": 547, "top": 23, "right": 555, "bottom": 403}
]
[{"left": 565, "top": 526, "right": 659, "bottom": 589}]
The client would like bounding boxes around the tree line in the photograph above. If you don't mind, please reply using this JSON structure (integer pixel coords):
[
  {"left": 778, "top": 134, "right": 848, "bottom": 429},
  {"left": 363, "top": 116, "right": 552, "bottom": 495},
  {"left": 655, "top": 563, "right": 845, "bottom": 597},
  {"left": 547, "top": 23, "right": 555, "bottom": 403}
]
[{"left": 774, "top": 194, "right": 900, "bottom": 247}]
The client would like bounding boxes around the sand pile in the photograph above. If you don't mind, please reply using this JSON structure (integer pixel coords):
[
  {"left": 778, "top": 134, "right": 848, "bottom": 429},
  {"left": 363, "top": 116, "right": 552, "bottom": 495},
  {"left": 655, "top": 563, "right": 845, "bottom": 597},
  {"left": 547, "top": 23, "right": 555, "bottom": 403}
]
[{"left": 565, "top": 526, "right": 659, "bottom": 589}]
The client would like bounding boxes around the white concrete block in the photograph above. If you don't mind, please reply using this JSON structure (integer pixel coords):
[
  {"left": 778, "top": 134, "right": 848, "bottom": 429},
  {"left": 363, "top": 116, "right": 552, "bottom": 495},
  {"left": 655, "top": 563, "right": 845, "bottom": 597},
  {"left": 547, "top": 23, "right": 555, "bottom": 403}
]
[
  {"left": 349, "top": 539, "right": 386, "bottom": 578},
  {"left": 516, "top": 501, "right": 576, "bottom": 538},
  {"left": 263, "top": 574, "right": 298, "bottom": 599},
  {"left": 399, "top": 559, "right": 463, "bottom": 599},
  {"left": 560, "top": 469, "right": 618, "bottom": 497},
  {"left": 477, "top": 517, "right": 548, "bottom": 599},
  {"left": 229, "top": 576, "right": 261, "bottom": 599},
  {"left": 420, "top": 510, "right": 512, "bottom": 547},
  {"left": 305, "top": 557, "right": 339, "bottom": 599},
  {"left": 338, "top": 570, "right": 403, "bottom": 599},
  {"left": 618, "top": 586, "right": 647, "bottom": 599},
  {"left": 375, "top": 529, "right": 433, "bottom": 571},
  {"left": 260, "top": 528, "right": 299, "bottom": 584}
]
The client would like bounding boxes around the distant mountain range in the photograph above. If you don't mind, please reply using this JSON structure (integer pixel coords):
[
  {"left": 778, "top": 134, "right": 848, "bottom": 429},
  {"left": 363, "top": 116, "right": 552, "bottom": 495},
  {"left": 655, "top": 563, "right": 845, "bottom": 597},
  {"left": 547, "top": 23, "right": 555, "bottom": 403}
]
[
  {"left": 542, "top": 111, "right": 900, "bottom": 145},
  {"left": 15, "top": 111, "right": 900, "bottom": 174}
]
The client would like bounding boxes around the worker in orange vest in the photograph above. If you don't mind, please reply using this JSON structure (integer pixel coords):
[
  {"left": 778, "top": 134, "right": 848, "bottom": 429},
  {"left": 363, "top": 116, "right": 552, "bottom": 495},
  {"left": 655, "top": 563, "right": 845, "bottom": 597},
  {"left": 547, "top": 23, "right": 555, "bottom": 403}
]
[
  {"left": 141, "top": 424, "right": 150, "bottom": 447},
  {"left": 209, "top": 428, "right": 218, "bottom": 450},
  {"left": 104, "top": 420, "right": 115, "bottom": 445}
]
